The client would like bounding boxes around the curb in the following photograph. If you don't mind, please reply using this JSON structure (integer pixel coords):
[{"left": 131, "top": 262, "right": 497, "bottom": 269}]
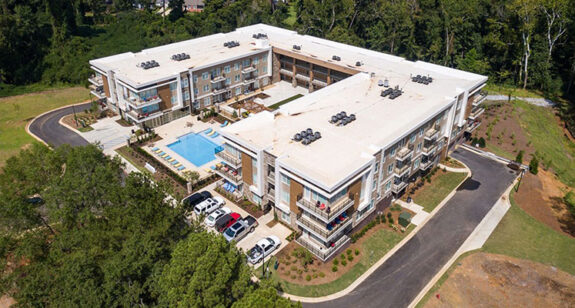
[
  {"left": 280, "top": 159, "right": 472, "bottom": 303},
  {"left": 407, "top": 174, "right": 518, "bottom": 308},
  {"left": 25, "top": 100, "right": 92, "bottom": 148}
]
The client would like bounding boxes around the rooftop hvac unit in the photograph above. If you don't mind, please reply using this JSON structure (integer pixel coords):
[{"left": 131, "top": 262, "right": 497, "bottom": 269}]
[
  {"left": 332, "top": 55, "right": 341, "bottom": 61},
  {"left": 293, "top": 45, "right": 301, "bottom": 50},
  {"left": 383, "top": 79, "right": 389, "bottom": 87},
  {"left": 293, "top": 133, "right": 302, "bottom": 141},
  {"left": 356, "top": 61, "right": 362, "bottom": 67},
  {"left": 378, "top": 80, "right": 384, "bottom": 87}
]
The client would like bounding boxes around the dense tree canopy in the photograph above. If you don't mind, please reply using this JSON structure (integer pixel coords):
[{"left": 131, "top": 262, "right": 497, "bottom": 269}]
[{"left": 0, "top": 144, "right": 299, "bottom": 307}]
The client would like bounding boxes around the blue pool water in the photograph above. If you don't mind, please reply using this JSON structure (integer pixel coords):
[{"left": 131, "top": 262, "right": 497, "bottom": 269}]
[{"left": 167, "top": 132, "right": 221, "bottom": 167}]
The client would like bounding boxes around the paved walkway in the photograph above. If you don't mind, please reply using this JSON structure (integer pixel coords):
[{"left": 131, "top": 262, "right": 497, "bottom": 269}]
[
  {"left": 485, "top": 94, "right": 555, "bottom": 107},
  {"left": 437, "top": 163, "right": 468, "bottom": 173},
  {"left": 396, "top": 200, "right": 429, "bottom": 226},
  {"left": 65, "top": 115, "right": 135, "bottom": 151},
  {"left": 290, "top": 148, "right": 516, "bottom": 307},
  {"left": 27, "top": 102, "right": 91, "bottom": 147}
]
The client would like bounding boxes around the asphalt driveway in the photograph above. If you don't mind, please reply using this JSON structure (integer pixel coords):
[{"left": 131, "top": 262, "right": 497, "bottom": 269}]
[
  {"left": 28, "top": 103, "right": 91, "bottom": 147},
  {"left": 308, "top": 148, "right": 517, "bottom": 308}
]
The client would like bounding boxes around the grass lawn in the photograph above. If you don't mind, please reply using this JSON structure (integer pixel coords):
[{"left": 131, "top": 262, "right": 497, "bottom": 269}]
[
  {"left": 0, "top": 86, "right": 90, "bottom": 166},
  {"left": 514, "top": 100, "right": 575, "bottom": 186},
  {"left": 268, "top": 94, "right": 303, "bottom": 110},
  {"left": 484, "top": 84, "right": 544, "bottom": 99},
  {"left": 272, "top": 226, "right": 413, "bottom": 297},
  {"left": 483, "top": 142, "right": 515, "bottom": 161},
  {"left": 413, "top": 171, "right": 468, "bottom": 212}
]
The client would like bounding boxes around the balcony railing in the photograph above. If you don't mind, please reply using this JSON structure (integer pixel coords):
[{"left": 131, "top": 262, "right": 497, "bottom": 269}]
[
  {"left": 89, "top": 85, "right": 105, "bottom": 99},
  {"left": 422, "top": 143, "right": 438, "bottom": 155},
  {"left": 295, "top": 73, "right": 310, "bottom": 82},
  {"left": 396, "top": 144, "right": 414, "bottom": 161},
  {"left": 243, "top": 76, "right": 256, "bottom": 84},
  {"left": 465, "top": 121, "right": 481, "bottom": 133},
  {"left": 394, "top": 163, "right": 411, "bottom": 177},
  {"left": 266, "top": 188, "right": 275, "bottom": 199},
  {"left": 210, "top": 75, "right": 225, "bottom": 83},
  {"left": 215, "top": 149, "right": 242, "bottom": 167},
  {"left": 471, "top": 91, "right": 487, "bottom": 106},
  {"left": 125, "top": 95, "right": 162, "bottom": 108},
  {"left": 242, "top": 66, "right": 256, "bottom": 74},
  {"left": 296, "top": 234, "right": 350, "bottom": 261},
  {"left": 392, "top": 181, "right": 408, "bottom": 193},
  {"left": 126, "top": 110, "right": 163, "bottom": 123},
  {"left": 296, "top": 194, "right": 354, "bottom": 223},
  {"left": 267, "top": 172, "right": 275, "bottom": 182},
  {"left": 88, "top": 75, "right": 104, "bottom": 86},
  {"left": 279, "top": 68, "right": 293, "bottom": 76},
  {"left": 212, "top": 86, "right": 229, "bottom": 95},
  {"left": 424, "top": 128, "right": 439, "bottom": 141},
  {"left": 214, "top": 167, "right": 243, "bottom": 185},
  {"left": 420, "top": 159, "right": 433, "bottom": 170},
  {"left": 312, "top": 79, "right": 328, "bottom": 87},
  {"left": 468, "top": 107, "right": 485, "bottom": 120},
  {"left": 296, "top": 213, "right": 352, "bottom": 241}
]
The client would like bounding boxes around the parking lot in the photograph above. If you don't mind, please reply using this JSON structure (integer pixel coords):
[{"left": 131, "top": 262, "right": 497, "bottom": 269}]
[{"left": 189, "top": 182, "right": 292, "bottom": 265}]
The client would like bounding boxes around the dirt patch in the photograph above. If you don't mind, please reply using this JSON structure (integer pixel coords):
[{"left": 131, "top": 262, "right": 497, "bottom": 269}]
[
  {"left": 0, "top": 295, "right": 15, "bottom": 308},
  {"left": 474, "top": 102, "right": 535, "bottom": 157},
  {"left": 266, "top": 220, "right": 278, "bottom": 228},
  {"left": 425, "top": 253, "right": 575, "bottom": 308},
  {"left": 515, "top": 169, "right": 575, "bottom": 237}
]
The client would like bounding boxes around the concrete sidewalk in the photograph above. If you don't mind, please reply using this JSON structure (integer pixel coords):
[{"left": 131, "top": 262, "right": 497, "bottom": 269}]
[{"left": 396, "top": 200, "right": 429, "bottom": 226}]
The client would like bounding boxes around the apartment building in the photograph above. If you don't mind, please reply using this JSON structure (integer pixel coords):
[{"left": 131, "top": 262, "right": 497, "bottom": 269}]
[{"left": 89, "top": 24, "right": 487, "bottom": 260}]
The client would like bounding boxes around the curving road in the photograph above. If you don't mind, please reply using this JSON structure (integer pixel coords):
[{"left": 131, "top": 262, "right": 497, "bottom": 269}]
[
  {"left": 308, "top": 148, "right": 517, "bottom": 308},
  {"left": 28, "top": 103, "right": 91, "bottom": 147}
]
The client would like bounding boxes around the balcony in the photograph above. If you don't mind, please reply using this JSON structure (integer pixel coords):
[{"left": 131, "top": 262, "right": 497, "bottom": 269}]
[
  {"left": 125, "top": 109, "right": 163, "bottom": 123},
  {"left": 124, "top": 95, "right": 162, "bottom": 109},
  {"left": 312, "top": 79, "right": 328, "bottom": 87},
  {"left": 422, "top": 142, "right": 438, "bottom": 156},
  {"left": 465, "top": 120, "right": 481, "bottom": 133},
  {"left": 88, "top": 75, "right": 104, "bottom": 86},
  {"left": 243, "top": 76, "right": 256, "bottom": 84},
  {"left": 394, "top": 163, "right": 411, "bottom": 177},
  {"left": 214, "top": 167, "right": 243, "bottom": 185},
  {"left": 396, "top": 145, "right": 414, "bottom": 161},
  {"left": 266, "top": 188, "right": 275, "bottom": 199},
  {"left": 242, "top": 66, "right": 256, "bottom": 74},
  {"left": 210, "top": 75, "right": 225, "bottom": 84},
  {"left": 296, "top": 213, "right": 352, "bottom": 241},
  {"left": 212, "top": 86, "right": 229, "bottom": 95},
  {"left": 215, "top": 148, "right": 242, "bottom": 168},
  {"left": 420, "top": 159, "right": 433, "bottom": 170},
  {"left": 89, "top": 85, "right": 105, "bottom": 99},
  {"left": 267, "top": 171, "right": 275, "bottom": 182},
  {"left": 424, "top": 128, "right": 439, "bottom": 141},
  {"left": 392, "top": 180, "right": 408, "bottom": 194},
  {"left": 471, "top": 91, "right": 487, "bottom": 106},
  {"left": 279, "top": 68, "right": 293, "bottom": 76},
  {"left": 295, "top": 73, "right": 310, "bottom": 82},
  {"left": 296, "top": 194, "right": 354, "bottom": 223},
  {"left": 468, "top": 107, "right": 485, "bottom": 120},
  {"left": 296, "top": 234, "right": 350, "bottom": 261}
]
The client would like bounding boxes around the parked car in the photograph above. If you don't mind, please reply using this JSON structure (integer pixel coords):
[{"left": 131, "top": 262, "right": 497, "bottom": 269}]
[
  {"left": 204, "top": 207, "right": 231, "bottom": 227},
  {"left": 223, "top": 215, "right": 258, "bottom": 242},
  {"left": 247, "top": 236, "right": 281, "bottom": 264},
  {"left": 193, "top": 196, "right": 225, "bottom": 216},
  {"left": 182, "top": 191, "right": 212, "bottom": 210},
  {"left": 215, "top": 212, "right": 241, "bottom": 232}
]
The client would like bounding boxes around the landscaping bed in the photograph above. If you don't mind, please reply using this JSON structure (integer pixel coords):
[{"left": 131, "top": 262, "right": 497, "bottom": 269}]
[
  {"left": 440, "top": 157, "right": 464, "bottom": 169},
  {"left": 405, "top": 168, "right": 468, "bottom": 212},
  {"left": 268, "top": 94, "right": 303, "bottom": 110},
  {"left": 214, "top": 185, "right": 264, "bottom": 218},
  {"left": 270, "top": 209, "right": 414, "bottom": 297}
]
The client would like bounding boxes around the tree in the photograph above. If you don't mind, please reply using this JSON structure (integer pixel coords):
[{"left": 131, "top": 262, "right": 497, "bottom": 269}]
[
  {"left": 232, "top": 286, "right": 301, "bottom": 308},
  {"left": 182, "top": 170, "right": 200, "bottom": 194},
  {"left": 157, "top": 232, "right": 252, "bottom": 307},
  {"left": 540, "top": 0, "right": 570, "bottom": 63},
  {"left": 529, "top": 156, "right": 539, "bottom": 174},
  {"left": 510, "top": 0, "right": 538, "bottom": 89},
  {"left": 515, "top": 150, "right": 525, "bottom": 164},
  {"left": 169, "top": 0, "right": 185, "bottom": 21}
]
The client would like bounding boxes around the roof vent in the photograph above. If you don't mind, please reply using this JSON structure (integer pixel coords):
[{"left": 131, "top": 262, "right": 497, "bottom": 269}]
[
  {"left": 412, "top": 74, "right": 432, "bottom": 85},
  {"left": 224, "top": 41, "right": 240, "bottom": 48},
  {"left": 383, "top": 79, "right": 389, "bottom": 87},
  {"left": 293, "top": 45, "right": 301, "bottom": 50},
  {"left": 296, "top": 128, "right": 320, "bottom": 145},
  {"left": 378, "top": 80, "right": 384, "bottom": 87},
  {"left": 332, "top": 55, "right": 341, "bottom": 61},
  {"left": 140, "top": 60, "right": 159, "bottom": 70},
  {"left": 171, "top": 53, "right": 190, "bottom": 61},
  {"left": 329, "top": 111, "right": 354, "bottom": 126},
  {"left": 355, "top": 61, "right": 362, "bottom": 67}
]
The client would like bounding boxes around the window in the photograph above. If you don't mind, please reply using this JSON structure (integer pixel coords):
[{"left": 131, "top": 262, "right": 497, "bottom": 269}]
[
  {"left": 203, "top": 97, "right": 210, "bottom": 106},
  {"left": 436, "top": 118, "right": 441, "bottom": 126},
  {"left": 254, "top": 69, "right": 259, "bottom": 75},
  {"left": 263, "top": 54, "right": 268, "bottom": 62},
  {"left": 224, "top": 65, "right": 231, "bottom": 73},
  {"left": 372, "top": 178, "right": 377, "bottom": 191},
  {"left": 252, "top": 193, "right": 262, "bottom": 205},
  {"left": 387, "top": 164, "right": 393, "bottom": 175},
  {"left": 234, "top": 62, "right": 240, "bottom": 71},
  {"left": 171, "top": 96, "right": 176, "bottom": 104},
  {"left": 263, "top": 66, "right": 267, "bottom": 73},
  {"left": 417, "top": 142, "right": 422, "bottom": 152},
  {"left": 281, "top": 190, "right": 290, "bottom": 204},
  {"left": 203, "top": 85, "right": 210, "bottom": 92},
  {"left": 391, "top": 147, "right": 396, "bottom": 157},
  {"left": 234, "top": 74, "right": 240, "bottom": 82},
  {"left": 385, "top": 181, "right": 392, "bottom": 192},
  {"left": 184, "top": 91, "right": 190, "bottom": 100},
  {"left": 225, "top": 78, "right": 231, "bottom": 85},
  {"left": 194, "top": 88, "right": 198, "bottom": 95},
  {"left": 202, "top": 72, "right": 209, "bottom": 80},
  {"left": 410, "top": 134, "right": 416, "bottom": 144},
  {"left": 303, "top": 187, "right": 311, "bottom": 200},
  {"left": 375, "top": 162, "right": 379, "bottom": 172},
  {"left": 183, "top": 78, "right": 189, "bottom": 88},
  {"left": 252, "top": 157, "right": 258, "bottom": 186},
  {"left": 281, "top": 174, "right": 290, "bottom": 185},
  {"left": 243, "top": 59, "right": 250, "bottom": 67},
  {"left": 414, "top": 157, "right": 421, "bottom": 169},
  {"left": 254, "top": 57, "right": 259, "bottom": 65},
  {"left": 281, "top": 210, "right": 290, "bottom": 223},
  {"left": 262, "top": 78, "right": 268, "bottom": 86},
  {"left": 193, "top": 75, "right": 198, "bottom": 83},
  {"left": 419, "top": 128, "right": 424, "bottom": 136},
  {"left": 235, "top": 87, "right": 241, "bottom": 95}
]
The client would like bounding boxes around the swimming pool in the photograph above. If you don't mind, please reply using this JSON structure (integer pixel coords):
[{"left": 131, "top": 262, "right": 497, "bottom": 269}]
[{"left": 167, "top": 132, "right": 221, "bottom": 167}]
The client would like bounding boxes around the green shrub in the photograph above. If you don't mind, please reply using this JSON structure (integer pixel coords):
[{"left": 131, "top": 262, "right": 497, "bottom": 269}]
[
  {"left": 388, "top": 216, "right": 394, "bottom": 224},
  {"left": 387, "top": 212, "right": 392, "bottom": 218},
  {"left": 346, "top": 249, "right": 352, "bottom": 255},
  {"left": 332, "top": 266, "right": 338, "bottom": 272},
  {"left": 305, "top": 275, "right": 311, "bottom": 281},
  {"left": 297, "top": 269, "right": 303, "bottom": 275},
  {"left": 564, "top": 191, "right": 575, "bottom": 218},
  {"left": 529, "top": 156, "right": 539, "bottom": 175},
  {"left": 355, "top": 249, "right": 360, "bottom": 256},
  {"left": 290, "top": 265, "right": 297, "bottom": 271},
  {"left": 333, "top": 259, "right": 339, "bottom": 266},
  {"left": 347, "top": 255, "right": 354, "bottom": 262},
  {"left": 515, "top": 150, "right": 524, "bottom": 164},
  {"left": 312, "top": 273, "right": 318, "bottom": 279},
  {"left": 341, "top": 260, "right": 347, "bottom": 266},
  {"left": 478, "top": 137, "right": 486, "bottom": 148},
  {"left": 285, "top": 271, "right": 290, "bottom": 275},
  {"left": 291, "top": 275, "right": 296, "bottom": 279},
  {"left": 340, "top": 254, "right": 345, "bottom": 260},
  {"left": 319, "top": 272, "right": 325, "bottom": 278}
]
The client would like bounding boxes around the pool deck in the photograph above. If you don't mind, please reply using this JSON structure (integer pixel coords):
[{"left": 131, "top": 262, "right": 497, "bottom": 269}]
[{"left": 143, "top": 115, "right": 225, "bottom": 179}]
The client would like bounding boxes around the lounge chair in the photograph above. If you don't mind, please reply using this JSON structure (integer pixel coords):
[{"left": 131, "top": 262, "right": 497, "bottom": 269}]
[
  {"left": 207, "top": 130, "right": 216, "bottom": 136},
  {"left": 174, "top": 163, "right": 182, "bottom": 168},
  {"left": 167, "top": 158, "right": 175, "bottom": 163},
  {"left": 229, "top": 185, "right": 235, "bottom": 193},
  {"left": 210, "top": 165, "right": 217, "bottom": 170},
  {"left": 152, "top": 147, "right": 159, "bottom": 152},
  {"left": 164, "top": 155, "right": 171, "bottom": 160},
  {"left": 220, "top": 120, "right": 228, "bottom": 127},
  {"left": 161, "top": 153, "right": 169, "bottom": 158},
  {"left": 171, "top": 160, "right": 179, "bottom": 165},
  {"left": 204, "top": 128, "right": 213, "bottom": 134},
  {"left": 212, "top": 132, "right": 219, "bottom": 138},
  {"left": 157, "top": 151, "right": 166, "bottom": 156},
  {"left": 204, "top": 168, "right": 213, "bottom": 173},
  {"left": 177, "top": 166, "right": 185, "bottom": 171}
]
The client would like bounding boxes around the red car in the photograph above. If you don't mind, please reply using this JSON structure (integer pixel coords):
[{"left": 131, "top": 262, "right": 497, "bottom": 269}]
[{"left": 215, "top": 212, "right": 241, "bottom": 233}]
